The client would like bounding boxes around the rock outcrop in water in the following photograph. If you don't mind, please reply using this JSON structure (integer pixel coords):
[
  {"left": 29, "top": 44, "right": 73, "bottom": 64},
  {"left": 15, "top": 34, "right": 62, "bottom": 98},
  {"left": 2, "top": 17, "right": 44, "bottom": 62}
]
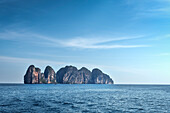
[
  {"left": 92, "top": 68, "right": 113, "bottom": 84},
  {"left": 44, "top": 66, "right": 56, "bottom": 84},
  {"left": 24, "top": 65, "right": 41, "bottom": 84},
  {"left": 24, "top": 65, "right": 114, "bottom": 84},
  {"left": 56, "top": 66, "right": 94, "bottom": 84}
]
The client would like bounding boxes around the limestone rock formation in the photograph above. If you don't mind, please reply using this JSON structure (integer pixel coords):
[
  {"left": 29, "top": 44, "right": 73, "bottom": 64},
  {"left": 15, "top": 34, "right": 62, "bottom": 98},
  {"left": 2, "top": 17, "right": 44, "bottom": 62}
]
[
  {"left": 24, "top": 65, "right": 41, "bottom": 84},
  {"left": 24, "top": 65, "right": 114, "bottom": 84},
  {"left": 78, "top": 67, "right": 93, "bottom": 84},
  {"left": 56, "top": 66, "right": 78, "bottom": 84},
  {"left": 39, "top": 73, "right": 46, "bottom": 84},
  {"left": 92, "top": 68, "right": 114, "bottom": 84},
  {"left": 44, "top": 66, "right": 56, "bottom": 84},
  {"left": 56, "top": 66, "right": 113, "bottom": 84}
]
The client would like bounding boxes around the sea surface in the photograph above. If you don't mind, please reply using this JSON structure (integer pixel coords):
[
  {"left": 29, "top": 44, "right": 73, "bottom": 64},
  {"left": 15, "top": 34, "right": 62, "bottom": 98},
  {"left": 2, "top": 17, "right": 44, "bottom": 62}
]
[{"left": 0, "top": 84, "right": 170, "bottom": 113}]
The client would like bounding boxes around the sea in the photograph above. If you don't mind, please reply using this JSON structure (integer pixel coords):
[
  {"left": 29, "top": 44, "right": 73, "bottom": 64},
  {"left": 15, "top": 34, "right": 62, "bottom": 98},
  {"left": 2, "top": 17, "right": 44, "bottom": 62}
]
[{"left": 0, "top": 84, "right": 170, "bottom": 113}]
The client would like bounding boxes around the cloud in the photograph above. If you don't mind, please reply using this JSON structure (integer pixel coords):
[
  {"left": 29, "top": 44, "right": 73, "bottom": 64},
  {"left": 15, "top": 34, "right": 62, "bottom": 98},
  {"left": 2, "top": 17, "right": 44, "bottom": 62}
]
[
  {"left": 155, "top": 53, "right": 170, "bottom": 56},
  {"left": 0, "top": 55, "right": 153, "bottom": 75},
  {"left": 148, "top": 8, "right": 170, "bottom": 12},
  {"left": 148, "top": 34, "right": 170, "bottom": 41},
  {"left": 57, "top": 36, "right": 149, "bottom": 49},
  {"left": 0, "top": 30, "right": 149, "bottom": 49},
  {"left": 0, "top": 55, "right": 65, "bottom": 65},
  {"left": 61, "top": 41, "right": 149, "bottom": 49},
  {"left": 165, "top": 34, "right": 170, "bottom": 37},
  {"left": 26, "top": 52, "right": 80, "bottom": 58},
  {"left": 128, "top": 0, "right": 170, "bottom": 20}
]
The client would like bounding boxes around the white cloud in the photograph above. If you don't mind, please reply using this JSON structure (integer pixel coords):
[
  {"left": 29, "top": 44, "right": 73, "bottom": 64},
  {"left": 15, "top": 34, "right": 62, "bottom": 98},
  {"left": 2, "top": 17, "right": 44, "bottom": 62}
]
[
  {"left": 62, "top": 42, "right": 149, "bottom": 49},
  {"left": 57, "top": 36, "right": 149, "bottom": 49},
  {"left": 155, "top": 53, "right": 170, "bottom": 56},
  {"left": 0, "top": 30, "right": 149, "bottom": 49},
  {"left": 128, "top": 0, "right": 170, "bottom": 20},
  {"left": 165, "top": 34, "right": 170, "bottom": 37},
  {"left": 0, "top": 55, "right": 154, "bottom": 75},
  {"left": 148, "top": 8, "right": 170, "bottom": 12},
  {"left": 0, "top": 55, "right": 65, "bottom": 65}
]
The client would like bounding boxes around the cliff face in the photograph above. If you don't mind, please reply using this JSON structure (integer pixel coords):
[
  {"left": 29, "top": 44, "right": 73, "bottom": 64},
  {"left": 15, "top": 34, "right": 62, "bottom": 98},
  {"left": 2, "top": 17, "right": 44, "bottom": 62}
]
[
  {"left": 24, "top": 65, "right": 114, "bottom": 84},
  {"left": 78, "top": 67, "right": 93, "bottom": 84},
  {"left": 44, "top": 66, "right": 56, "bottom": 84},
  {"left": 56, "top": 66, "right": 92, "bottom": 84},
  {"left": 92, "top": 69, "right": 114, "bottom": 84},
  {"left": 24, "top": 65, "right": 41, "bottom": 84},
  {"left": 56, "top": 66, "right": 113, "bottom": 84},
  {"left": 39, "top": 73, "right": 46, "bottom": 84},
  {"left": 56, "top": 66, "right": 78, "bottom": 84}
]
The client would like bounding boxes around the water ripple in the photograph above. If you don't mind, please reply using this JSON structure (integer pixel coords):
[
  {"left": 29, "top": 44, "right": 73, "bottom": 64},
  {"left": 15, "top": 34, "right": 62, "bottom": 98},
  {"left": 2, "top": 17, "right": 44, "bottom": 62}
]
[{"left": 0, "top": 84, "right": 170, "bottom": 112}]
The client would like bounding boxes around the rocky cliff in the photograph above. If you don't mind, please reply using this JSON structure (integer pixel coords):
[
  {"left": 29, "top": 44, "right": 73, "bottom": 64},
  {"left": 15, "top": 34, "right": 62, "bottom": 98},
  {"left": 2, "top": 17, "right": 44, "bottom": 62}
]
[
  {"left": 24, "top": 65, "right": 41, "bottom": 84},
  {"left": 24, "top": 65, "right": 114, "bottom": 84},
  {"left": 44, "top": 66, "right": 56, "bottom": 84},
  {"left": 56, "top": 66, "right": 113, "bottom": 84},
  {"left": 92, "top": 68, "right": 113, "bottom": 84}
]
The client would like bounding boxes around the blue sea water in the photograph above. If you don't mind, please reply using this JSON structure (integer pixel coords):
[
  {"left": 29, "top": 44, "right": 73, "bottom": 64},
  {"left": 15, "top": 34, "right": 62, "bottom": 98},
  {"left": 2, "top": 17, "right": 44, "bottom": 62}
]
[{"left": 0, "top": 84, "right": 170, "bottom": 113}]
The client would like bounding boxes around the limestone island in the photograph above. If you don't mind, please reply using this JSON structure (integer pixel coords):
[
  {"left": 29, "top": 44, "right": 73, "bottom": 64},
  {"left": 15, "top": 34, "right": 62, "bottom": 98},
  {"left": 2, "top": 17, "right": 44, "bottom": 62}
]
[{"left": 24, "top": 65, "right": 114, "bottom": 84}]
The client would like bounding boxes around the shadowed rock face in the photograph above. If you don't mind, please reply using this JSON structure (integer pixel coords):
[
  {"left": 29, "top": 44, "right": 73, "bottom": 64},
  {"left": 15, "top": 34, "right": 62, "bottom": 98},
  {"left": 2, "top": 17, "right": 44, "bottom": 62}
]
[
  {"left": 39, "top": 73, "right": 46, "bottom": 84},
  {"left": 44, "top": 66, "right": 56, "bottom": 84},
  {"left": 92, "top": 68, "right": 114, "bottom": 84},
  {"left": 56, "top": 66, "right": 113, "bottom": 84},
  {"left": 56, "top": 66, "right": 78, "bottom": 84},
  {"left": 24, "top": 65, "right": 41, "bottom": 84},
  {"left": 24, "top": 65, "right": 114, "bottom": 84},
  {"left": 78, "top": 67, "right": 93, "bottom": 84}
]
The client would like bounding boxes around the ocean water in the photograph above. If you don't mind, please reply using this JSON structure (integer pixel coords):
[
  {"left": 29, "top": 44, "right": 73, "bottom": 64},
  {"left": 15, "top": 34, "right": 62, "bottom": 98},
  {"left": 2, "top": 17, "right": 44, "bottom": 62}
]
[{"left": 0, "top": 84, "right": 170, "bottom": 113}]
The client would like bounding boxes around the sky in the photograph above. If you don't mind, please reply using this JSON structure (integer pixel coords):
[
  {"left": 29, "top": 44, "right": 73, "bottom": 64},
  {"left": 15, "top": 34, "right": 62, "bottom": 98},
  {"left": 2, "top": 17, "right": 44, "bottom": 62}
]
[{"left": 0, "top": 0, "right": 170, "bottom": 84}]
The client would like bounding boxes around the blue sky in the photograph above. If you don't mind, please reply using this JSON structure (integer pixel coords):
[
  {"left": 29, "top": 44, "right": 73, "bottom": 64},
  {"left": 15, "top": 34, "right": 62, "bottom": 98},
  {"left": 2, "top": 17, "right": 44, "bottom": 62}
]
[{"left": 0, "top": 0, "right": 170, "bottom": 84}]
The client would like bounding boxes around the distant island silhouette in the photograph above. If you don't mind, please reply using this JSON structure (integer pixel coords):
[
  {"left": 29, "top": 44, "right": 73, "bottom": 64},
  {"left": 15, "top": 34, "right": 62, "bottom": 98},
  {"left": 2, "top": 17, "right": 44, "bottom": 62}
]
[{"left": 24, "top": 65, "right": 114, "bottom": 84}]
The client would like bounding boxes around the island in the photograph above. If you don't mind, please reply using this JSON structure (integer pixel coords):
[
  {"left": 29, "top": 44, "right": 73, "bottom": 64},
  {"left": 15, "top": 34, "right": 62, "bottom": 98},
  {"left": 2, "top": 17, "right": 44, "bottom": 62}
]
[{"left": 24, "top": 65, "right": 114, "bottom": 84}]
